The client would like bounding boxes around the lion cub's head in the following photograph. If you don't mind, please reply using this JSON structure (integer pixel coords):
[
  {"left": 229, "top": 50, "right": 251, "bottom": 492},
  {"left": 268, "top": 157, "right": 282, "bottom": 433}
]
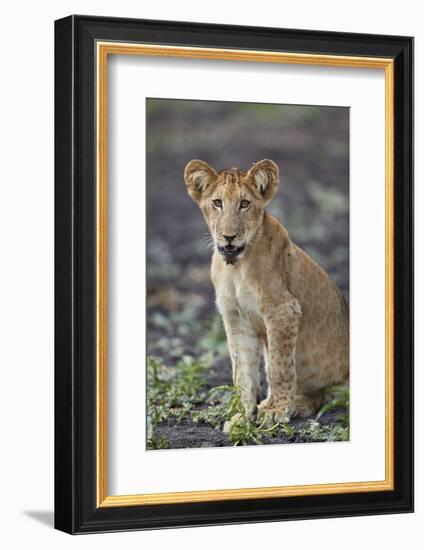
[{"left": 184, "top": 159, "right": 279, "bottom": 265}]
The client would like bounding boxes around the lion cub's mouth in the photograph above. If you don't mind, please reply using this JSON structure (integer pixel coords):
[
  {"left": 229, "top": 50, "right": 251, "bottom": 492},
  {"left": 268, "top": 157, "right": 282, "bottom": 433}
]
[{"left": 218, "top": 244, "right": 245, "bottom": 265}]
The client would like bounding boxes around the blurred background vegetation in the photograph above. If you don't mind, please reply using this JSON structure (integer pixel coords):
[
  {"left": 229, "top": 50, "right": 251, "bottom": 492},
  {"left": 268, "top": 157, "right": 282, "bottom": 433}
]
[{"left": 146, "top": 98, "right": 349, "bottom": 449}]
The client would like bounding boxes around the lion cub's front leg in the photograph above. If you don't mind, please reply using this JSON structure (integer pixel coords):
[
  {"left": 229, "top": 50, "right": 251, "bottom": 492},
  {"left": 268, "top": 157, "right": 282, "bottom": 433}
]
[
  {"left": 221, "top": 311, "right": 261, "bottom": 432},
  {"left": 258, "top": 295, "right": 301, "bottom": 424}
]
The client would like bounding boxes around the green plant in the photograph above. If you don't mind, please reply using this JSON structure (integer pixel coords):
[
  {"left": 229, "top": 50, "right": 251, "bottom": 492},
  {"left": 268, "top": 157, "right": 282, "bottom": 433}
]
[
  {"left": 146, "top": 354, "right": 212, "bottom": 448},
  {"left": 208, "top": 385, "right": 283, "bottom": 446},
  {"left": 147, "top": 435, "right": 170, "bottom": 450},
  {"left": 191, "top": 403, "right": 227, "bottom": 429},
  {"left": 316, "top": 385, "right": 350, "bottom": 441}
]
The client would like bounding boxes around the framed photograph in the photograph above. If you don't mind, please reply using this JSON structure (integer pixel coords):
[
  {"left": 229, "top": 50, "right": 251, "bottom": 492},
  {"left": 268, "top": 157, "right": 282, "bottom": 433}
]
[{"left": 54, "top": 15, "right": 413, "bottom": 534}]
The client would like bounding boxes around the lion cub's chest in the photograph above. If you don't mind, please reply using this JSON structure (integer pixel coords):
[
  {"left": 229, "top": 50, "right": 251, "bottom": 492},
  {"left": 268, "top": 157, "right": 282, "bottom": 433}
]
[{"left": 214, "top": 270, "right": 264, "bottom": 334}]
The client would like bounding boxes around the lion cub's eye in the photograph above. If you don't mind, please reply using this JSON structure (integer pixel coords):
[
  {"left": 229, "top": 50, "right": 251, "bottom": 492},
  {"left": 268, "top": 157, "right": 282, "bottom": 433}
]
[
  {"left": 213, "top": 199, "right": 223, "bottom": 208},
  {"left": 240, "top": 200, "right": 250, "bottom": 209}
]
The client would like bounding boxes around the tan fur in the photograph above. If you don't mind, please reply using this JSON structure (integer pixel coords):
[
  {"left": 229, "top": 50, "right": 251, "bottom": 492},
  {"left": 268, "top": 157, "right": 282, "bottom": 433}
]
[{"left": 184, "top": 159, "right": 349, "bottom": 428}]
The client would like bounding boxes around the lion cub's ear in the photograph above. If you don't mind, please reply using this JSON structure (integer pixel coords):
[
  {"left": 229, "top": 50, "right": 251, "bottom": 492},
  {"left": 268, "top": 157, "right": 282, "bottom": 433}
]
[
  {"left": 184, "top": 160, "right": 218, "bottom": 202},
  {"left": 247, "top": 159, "right": 279, "bottom": 205}
]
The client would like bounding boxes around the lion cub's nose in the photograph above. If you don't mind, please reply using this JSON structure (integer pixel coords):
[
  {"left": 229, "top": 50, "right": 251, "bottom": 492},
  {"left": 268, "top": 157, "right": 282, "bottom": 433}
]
[{"left": 223, "top": 234, "right": 237, "bottom": 244}]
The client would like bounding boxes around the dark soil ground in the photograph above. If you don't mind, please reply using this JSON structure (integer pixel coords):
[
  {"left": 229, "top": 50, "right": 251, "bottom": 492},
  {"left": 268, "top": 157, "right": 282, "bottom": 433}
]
[
  {"left": 146, "top": 99, "right": 349, "bottom": 450},
  {"left": 152, "top": 356, "right": 346, "bottom": 448}
]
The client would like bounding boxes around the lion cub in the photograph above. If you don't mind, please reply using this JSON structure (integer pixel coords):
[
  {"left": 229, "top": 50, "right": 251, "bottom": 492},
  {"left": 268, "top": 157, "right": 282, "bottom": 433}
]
[{"left": 184, "top": 159, "right": 349, "bottom": 429}]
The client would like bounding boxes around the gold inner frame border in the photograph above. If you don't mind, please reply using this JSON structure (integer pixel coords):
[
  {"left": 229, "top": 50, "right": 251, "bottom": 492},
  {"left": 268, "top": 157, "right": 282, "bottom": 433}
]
[{"left": 96, "top": 42, "right": 394, "bottom": 508}]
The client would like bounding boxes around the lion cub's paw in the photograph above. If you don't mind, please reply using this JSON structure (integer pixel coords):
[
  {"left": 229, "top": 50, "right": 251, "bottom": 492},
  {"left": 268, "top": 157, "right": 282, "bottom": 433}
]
[
  {"left": 223, "top": 406, "right": 256, "bottom": 432},
  {"left": 257, "top": 399, "right": 295, "bottom": 426},
  {"left": 223, "top": 413, "right": 244, "bottom": 433}
]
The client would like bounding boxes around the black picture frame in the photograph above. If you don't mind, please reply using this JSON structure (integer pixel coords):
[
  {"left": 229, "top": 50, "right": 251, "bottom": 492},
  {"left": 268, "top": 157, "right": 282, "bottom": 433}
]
[{"left": 55, "top": 14, "right": 414, "bottom": 534}]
